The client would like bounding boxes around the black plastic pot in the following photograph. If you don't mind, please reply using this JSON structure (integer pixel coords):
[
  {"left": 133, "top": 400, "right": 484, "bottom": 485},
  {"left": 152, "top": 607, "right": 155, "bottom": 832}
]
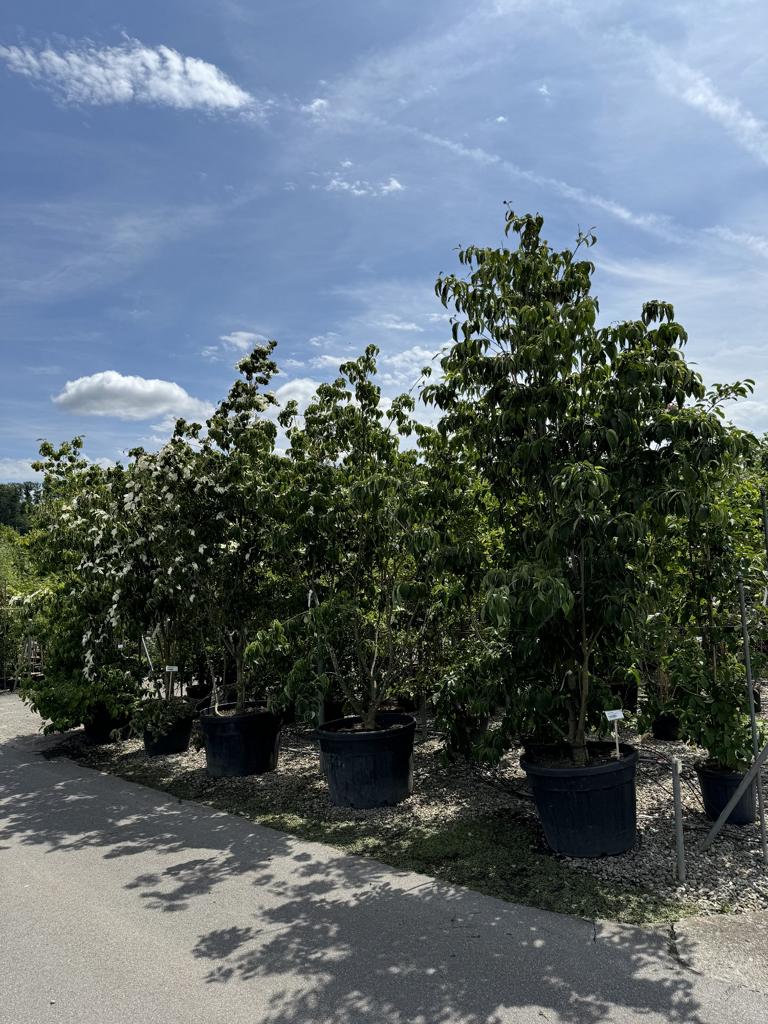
[
  {"left": 186, "top": 681, "right": 213, "bottom": 704},
  {"left": 143, "top": 715, "right": 194, "bottom": 757},
  {"left": 609, "top": 678, "right": 639, "bottom": 714},
  {"left": 200, "top": 702, "right": 281, "bottom": 777},
  {"left": 651, "top": 712, "right": 681, "bottom": 741},
  {"left": 318, "top": 712, "right": 416, "bottom": 809},
  {"left": 83, "top": 704, "right": 130, "bottom": 745},
  {"left": 521, "top": 744, "right": 639, "bottom": 858},
  {"left": 696, "top": 763, "right": 756, "bottom": 827}
]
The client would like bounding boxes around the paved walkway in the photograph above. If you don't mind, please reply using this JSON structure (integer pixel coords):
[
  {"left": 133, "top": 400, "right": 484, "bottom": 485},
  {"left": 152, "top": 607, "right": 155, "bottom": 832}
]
[{"left": 1, "top": 692, "right": 765, "bottom": 1023}]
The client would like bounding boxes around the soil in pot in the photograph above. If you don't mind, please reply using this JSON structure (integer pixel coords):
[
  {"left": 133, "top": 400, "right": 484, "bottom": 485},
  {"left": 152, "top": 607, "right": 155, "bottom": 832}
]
[
  {"left": 651, "top": 712, "right": 681, "bottom": 741},
  {"left": 318, "top": 711, "right": 416, "bottom": 809},
  {"left": 200, "top": 702, "right": 281, "bottom": 777},
  {"left": 521, "top": 742, "right": 639, "bottom": 858},
  {"left": 695, "top": 762, "right": 756, "bottom": 827},
  {"left": 83, "top": 704, "right": 131, "bottom": 745},
  {"left": 143, "top": 715, "right": 194, "bottom": 757}
]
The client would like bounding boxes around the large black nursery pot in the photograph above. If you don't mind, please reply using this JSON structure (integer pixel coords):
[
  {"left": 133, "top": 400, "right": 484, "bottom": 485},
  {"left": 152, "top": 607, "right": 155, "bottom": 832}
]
[
  {"left": 521, "top": 743, "right": 639, "bottom": 858},
  {"left": 83, "top": 703, "right": 131, "bottom": 745},
  {"left": 696, "top": 763, "right": 756, "bottom": 827},
  {"left": 143, "top": 714, "right": 195, "bottom": 757},
  {"left": 318, "top": 711, "right": 416, "bottom": 809},
  {"left": 651, "top": 712, "right": 681, "bottom": 742},
  {"left": 200, "top": 702, "right": 281, "bottom": 778}
]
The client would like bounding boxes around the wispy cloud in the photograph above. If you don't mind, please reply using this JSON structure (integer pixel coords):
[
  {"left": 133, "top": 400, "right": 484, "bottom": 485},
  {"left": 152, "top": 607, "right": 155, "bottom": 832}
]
[
  {"left": 0, "top": 39, "right": 256, "bottom": 114},
  {"left": 0, "top": 200, "right": 220, "bottom": 303},
  {"left": 705, "top": 226, "right": 768, "bottom": 259},
  {"left": 653, "top": 55, "right": 768, "bottom": 166},
  {"left": 54, "top": 370, "right": 212, "bottom": 421},
  {"left": 408, "top": 127, "right": 676, "bottom": 238},
  {"left": 369, "top": 315, "right": 423, "bottom": 332}
]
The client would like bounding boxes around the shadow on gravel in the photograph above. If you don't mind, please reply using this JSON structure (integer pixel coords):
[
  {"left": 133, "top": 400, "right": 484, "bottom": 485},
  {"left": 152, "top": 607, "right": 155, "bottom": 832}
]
[{"left": 0, "top": 696, "right": 707, "bottom": 1024}]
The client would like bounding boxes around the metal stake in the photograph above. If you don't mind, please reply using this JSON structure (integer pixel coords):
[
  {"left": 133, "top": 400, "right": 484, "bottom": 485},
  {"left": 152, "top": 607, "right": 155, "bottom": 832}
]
[
  {"left": 672, "top": 758, "right": 686, "bottom": 882},
  {"left": 737, "top": 577, "right": 767, "bottom": 866}
]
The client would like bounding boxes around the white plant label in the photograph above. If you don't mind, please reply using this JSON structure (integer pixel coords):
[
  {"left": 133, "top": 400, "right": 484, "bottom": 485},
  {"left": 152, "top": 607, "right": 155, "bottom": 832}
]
[
  {"left": 604, "top": 709, "right": 624, "bottom": 721},
  {"left": 165, "top": 665, "right": 179, "bottom": 673}
]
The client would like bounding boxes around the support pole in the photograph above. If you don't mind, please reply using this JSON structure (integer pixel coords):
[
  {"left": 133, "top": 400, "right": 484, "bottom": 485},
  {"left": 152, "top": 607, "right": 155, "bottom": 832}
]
[
  {"left": 738, "top": 577, "right": 768, "bottom": 867},
  {"left": 672, "top": 758, "right": 686, "bottom": 882}
]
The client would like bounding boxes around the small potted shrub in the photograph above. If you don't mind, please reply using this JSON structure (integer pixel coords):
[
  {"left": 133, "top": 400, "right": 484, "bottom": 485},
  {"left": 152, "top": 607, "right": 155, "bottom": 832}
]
[
  {"left": 682, "top": 652, "right": 765, "bottom": 826},
  {"left": 131, "top": 663, "right": 196, "bottom": 757}
]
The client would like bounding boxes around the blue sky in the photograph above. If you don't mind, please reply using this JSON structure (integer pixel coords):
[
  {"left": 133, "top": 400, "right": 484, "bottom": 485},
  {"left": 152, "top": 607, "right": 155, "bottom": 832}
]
[{"left": 2, "top": 0, "right": 768, "bottom": 480}]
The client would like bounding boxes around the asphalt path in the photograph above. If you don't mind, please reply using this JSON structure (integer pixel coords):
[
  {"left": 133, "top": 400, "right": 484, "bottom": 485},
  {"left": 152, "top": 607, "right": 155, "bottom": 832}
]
[{"left": 1, "top": 692, "right": 765, "bottom": 1023}]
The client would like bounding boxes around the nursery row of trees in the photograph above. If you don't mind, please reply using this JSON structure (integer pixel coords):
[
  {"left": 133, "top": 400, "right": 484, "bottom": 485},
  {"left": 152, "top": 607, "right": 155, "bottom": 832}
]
[{"left": 7, "top": 210, "right": 768, "bottom": 777}]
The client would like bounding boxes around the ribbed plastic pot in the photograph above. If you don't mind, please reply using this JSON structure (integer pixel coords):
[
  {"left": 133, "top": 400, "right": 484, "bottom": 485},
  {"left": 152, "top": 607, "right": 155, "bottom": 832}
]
[
  {"left": 521, "top": 744, "right": 639, "bottom": 857},
  {"left": 143, "top": 715, "right": 194, "bottom": 757},
  {"left": 696, "top": 763, "right": 756, "bottom": 827},
  {"left": 317, "top": 712, "right": 416, "bottom": 809},
  {"left": 200, "top": 703, "right": 281, "bottom": 778},
  {"left": 83, "top": 704, "right": 130, "bottom": 745}
]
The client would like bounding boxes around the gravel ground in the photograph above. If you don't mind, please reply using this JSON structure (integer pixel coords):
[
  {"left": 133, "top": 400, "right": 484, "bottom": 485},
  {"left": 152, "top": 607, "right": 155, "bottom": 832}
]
[{"left": 54, "top": 718, "right": 768, "bottom": 923}]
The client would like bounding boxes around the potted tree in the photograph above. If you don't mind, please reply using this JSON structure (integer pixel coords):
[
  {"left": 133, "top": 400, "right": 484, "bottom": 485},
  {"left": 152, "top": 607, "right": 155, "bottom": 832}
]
[
  {"left": 274, "top": 348, "right": 466, "bottom": 807},
  {"left": 21, "top": 439, "right": 140, "bottom": 740},
  {"left": 195, "top": 344, "right": 288, "bottom": 777},
  {"left": 423, "top": 208, "right": 753, "bottom": 856}
]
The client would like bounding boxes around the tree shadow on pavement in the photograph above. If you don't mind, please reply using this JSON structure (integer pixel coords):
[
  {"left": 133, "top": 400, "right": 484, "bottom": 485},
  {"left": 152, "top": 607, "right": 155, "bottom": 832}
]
[{"left": 0, "top": 696, "right": 722, "bottom": 1024}]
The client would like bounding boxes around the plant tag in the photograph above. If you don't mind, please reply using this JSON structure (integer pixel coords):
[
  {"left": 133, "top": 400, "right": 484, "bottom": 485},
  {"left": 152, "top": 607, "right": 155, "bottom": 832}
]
[
  {"left": 604, "top": 709, "right": 624, "bottom": 721},
  {"left": 165, "top": 665, "right": 179, "bottom": 673}
]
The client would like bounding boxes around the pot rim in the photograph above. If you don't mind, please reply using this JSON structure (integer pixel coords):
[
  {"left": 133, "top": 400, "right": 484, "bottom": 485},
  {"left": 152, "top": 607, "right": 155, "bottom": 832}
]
[
  {"left": 521, "top": 743, "right": 638, "bottom": 778},
  {"left": 317, "top": 712, "right": 416, "bottom": 739},
  {"left": 199, "top": 700, "right": 276, "bottom": 721},
  {"left": 694, "top": 760, "right": 750, "bottom": 779}
]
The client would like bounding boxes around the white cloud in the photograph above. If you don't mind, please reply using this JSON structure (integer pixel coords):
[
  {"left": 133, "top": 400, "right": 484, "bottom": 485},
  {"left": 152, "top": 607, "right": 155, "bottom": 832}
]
[
  {"left": 301, "top": 97, "right": 329, "bottom": 117},
  {"left": 369, "top": 315, "right": 424, "bottom": 332},
  {"left": 0, "top": 40, "right": 256, "bottom": 113},
  {"left": 495, "top": 115, "right": 507, "bottom": 123},
  {"left": 309, "top": 331, "right": 340, "bottom": 348},
  {"left": 53, "top": 371, "right": 213, "bottom": 422},
  {"left": 0, "top": 458, "right": 39, "bottom": 482},
  {"left": 538, "top": 83, "right": 550, "bottom": 97},
  {"left": 310, "top": 344, "right": 440, "bottom": 387},
  {"left": 202, "top": 330, "right": 269, "bottom": 360},
  {"left": 653, "top": 55, "right": 768, "bottom": 166},
  {"left": 325, "top": 173, "right": 405, "bottom": 198},
  {"left": 310, "top": 354, "right": 346, "bottom": 370},
  {"left": 273, "top": 377, "right": 321, "bottom": 413}
]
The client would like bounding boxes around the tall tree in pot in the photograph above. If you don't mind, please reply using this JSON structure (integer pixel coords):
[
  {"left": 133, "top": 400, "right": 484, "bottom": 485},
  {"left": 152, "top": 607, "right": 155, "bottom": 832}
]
[
  {"left": 273, "top": 347, "right": 470, "bottom": 807},
  {"left": 196, "top": 343, "right": 288, "bottom": 777},
  {"left": 423, "top": 207, "right": 752, "bottom": 856}
]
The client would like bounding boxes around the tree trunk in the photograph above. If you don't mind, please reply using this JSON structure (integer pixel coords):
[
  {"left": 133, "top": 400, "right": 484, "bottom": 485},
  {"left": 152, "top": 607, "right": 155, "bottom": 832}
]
[{"left": 235, "top": 640, "right": 246, "bottom": 715}]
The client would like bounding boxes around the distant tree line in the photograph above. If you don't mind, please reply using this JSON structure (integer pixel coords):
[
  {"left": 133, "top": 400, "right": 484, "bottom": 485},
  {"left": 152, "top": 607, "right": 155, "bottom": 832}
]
[{"left": 0, "top": 482, "right": 41, "bottom": 533}]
